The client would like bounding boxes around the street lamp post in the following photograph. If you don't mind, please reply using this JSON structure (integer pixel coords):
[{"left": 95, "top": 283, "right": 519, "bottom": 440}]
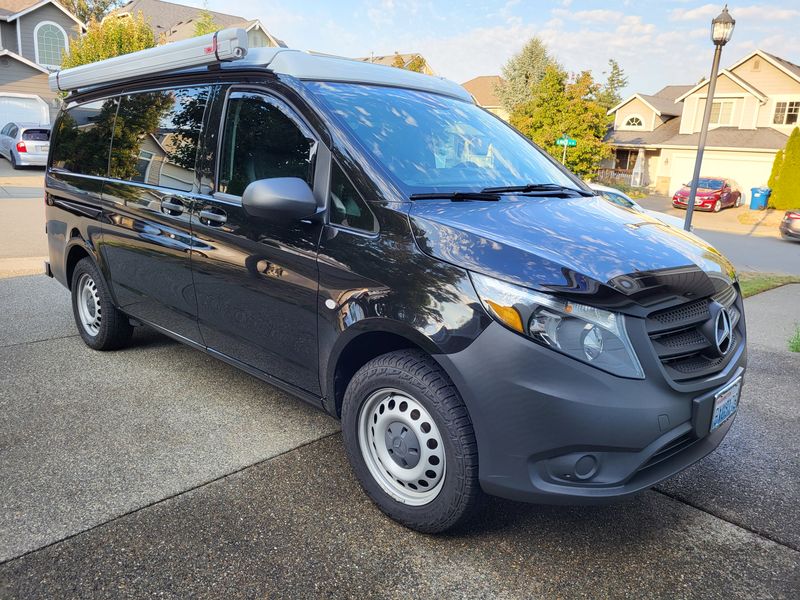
[{"left": 684, "top": 5, "right": 736, "bottom": 231}]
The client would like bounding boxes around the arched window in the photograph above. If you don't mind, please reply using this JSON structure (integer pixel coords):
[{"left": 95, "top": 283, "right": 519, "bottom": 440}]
[
  {"left": 625, "top": 115, "right": 644, "bottom": 128},
  {"left": 34, "top": 21, "right": 68, "bottom": 69}
]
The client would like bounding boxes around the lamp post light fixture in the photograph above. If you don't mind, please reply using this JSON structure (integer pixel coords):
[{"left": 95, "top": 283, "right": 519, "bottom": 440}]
[{"left": 684, "top": 5, "right": 736, "bottom": 231}]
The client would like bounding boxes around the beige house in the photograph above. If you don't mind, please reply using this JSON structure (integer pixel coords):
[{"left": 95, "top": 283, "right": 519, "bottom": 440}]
[
  {"left": 461, "top": 75, "right": 509, "bottom": 121},
  {"left": 604, "top": 50, "right": 799, "bottom": 201},
  {"left": 0, "top": 0, "right": 84, "bottom": 123},
  {"left": 111, "top": 0, "right": 286, "bottom": 47}
]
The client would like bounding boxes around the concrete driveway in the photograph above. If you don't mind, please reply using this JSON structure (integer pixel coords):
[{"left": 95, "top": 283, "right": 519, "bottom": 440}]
[
  {"left": 0, "top": 159, "right": 47, "bottom": 278},
  {"left": 1, "top": 275, "right": 798, "bottom": 598}
]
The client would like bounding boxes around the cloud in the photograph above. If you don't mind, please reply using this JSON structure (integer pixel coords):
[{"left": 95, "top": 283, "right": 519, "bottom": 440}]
[
  {"left": 551, "top": 8, "right": 625, "bottom": 23},
  {"left": 671, "top": 3, "right": 800, "bottom": 22},
  {"left": 670, "top": 4, "right": 718, "bottom": 21}
]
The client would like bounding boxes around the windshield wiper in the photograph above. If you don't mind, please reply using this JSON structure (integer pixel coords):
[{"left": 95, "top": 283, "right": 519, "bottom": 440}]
[
  {"left": 481, "top": 183, "right": 594, "bottom": 197},
  {"left": 409, "top": 191, "right": 500, "bottom": 202}
]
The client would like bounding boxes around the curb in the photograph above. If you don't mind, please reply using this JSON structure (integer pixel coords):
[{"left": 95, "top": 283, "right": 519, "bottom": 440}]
[{"left": 0, "top": 257, "right": 47, "bottom": 279}]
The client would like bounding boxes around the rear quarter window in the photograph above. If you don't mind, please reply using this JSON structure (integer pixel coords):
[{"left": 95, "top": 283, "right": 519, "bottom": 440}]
[{"left": 51, "top": 98, "right": 118, "bottom": 176}]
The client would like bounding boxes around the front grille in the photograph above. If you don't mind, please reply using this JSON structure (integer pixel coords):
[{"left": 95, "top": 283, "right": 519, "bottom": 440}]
[{"left": 646, "top": 286, "right": 742, "bottom": 383}]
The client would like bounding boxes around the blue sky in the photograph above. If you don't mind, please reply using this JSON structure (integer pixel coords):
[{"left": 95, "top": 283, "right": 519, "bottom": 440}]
[{"left": 192, "top": 1, "right": 800, "bottom": 95}]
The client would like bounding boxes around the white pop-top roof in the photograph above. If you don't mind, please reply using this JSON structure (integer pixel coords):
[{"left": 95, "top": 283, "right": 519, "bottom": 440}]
[{"left": 49, "top": 28, "right": 472, "bottom": 103}]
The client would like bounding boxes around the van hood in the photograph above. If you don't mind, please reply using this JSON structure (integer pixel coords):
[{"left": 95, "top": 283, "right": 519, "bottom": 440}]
[{"left": 408, "top": 195, "right": 736, "bottom": 312}]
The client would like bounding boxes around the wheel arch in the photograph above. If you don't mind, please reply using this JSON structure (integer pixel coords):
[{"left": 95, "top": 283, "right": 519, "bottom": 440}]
[{"left": 324, "top": 322, "right": 440, "bottom": 419}]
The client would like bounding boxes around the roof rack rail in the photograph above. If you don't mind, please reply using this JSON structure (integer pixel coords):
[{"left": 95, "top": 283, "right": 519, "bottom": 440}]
[{"left": 49, "top": 28, "right": 248, "bottom": 93}]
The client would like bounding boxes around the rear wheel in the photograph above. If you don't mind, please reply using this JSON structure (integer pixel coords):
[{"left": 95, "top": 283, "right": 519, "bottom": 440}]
[
  {"left": 71, "top": 257, "right": 133, "bottom": 350},
  {"left": 341, "top": 349, "right": 482, "bottom": 533},
  {"left": 10, "top": 153, "right": 20, "bottom": 170},
  {"left": 734, "top": 195, "right": 742, "bottom": 208},
  {"left": 713, "top": 199, "right": 722, "bottom": 212}
]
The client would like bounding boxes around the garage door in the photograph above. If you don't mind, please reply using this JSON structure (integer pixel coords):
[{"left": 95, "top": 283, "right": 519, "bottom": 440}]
[
  {"left": 0, "top": 94, "right": 50, "bottom": 126},
  {"left": 669, "top": 151, "right": 775, "bottom": 203}
]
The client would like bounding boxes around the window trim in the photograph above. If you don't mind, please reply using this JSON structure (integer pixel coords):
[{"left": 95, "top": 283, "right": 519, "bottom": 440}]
[
  {"left": 213, "top": 85, "right": 323, "bottom": 205},
  {"left": 33, "top": 20, "right": 69, "bottom": 70},
  {"left": 708, "top": 99, "right": 735, "bottom": 126}
]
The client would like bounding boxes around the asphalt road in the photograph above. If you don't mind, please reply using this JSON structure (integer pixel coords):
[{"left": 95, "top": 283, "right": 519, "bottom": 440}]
[{"left": 1, "top": 275, "right": 798, "bottom": 598}]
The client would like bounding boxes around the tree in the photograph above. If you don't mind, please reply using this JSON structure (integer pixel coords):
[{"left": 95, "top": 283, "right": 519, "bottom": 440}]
[
  {"left": 495, "top": 37, "right": 558, "bottom": 113},
  {"left": 510, "top": 65, "right": 611, "bottom": 178},
  {"left": 767, "top": 148, "right": 783, "bottom": 190},
  {"left": 596, "top": 59, "right": 628, "bottom": 114},
  {"left": 193, "top": 8, "right": 219, "bottom": 37},
  {"left": 58, "top": 1, "right": 122, "bottom": 23},
  {"left": 769, "top": 128, "right": 800, "bottom": 210},
  {"left": 61, "top": 13, "right": 155, "bottom": 69},
  {"left": 391, "top": 53, "right": 426, "bottom": 73}
]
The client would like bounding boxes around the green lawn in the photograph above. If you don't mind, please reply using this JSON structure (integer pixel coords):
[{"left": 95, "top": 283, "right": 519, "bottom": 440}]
[
  {"left": 790, "top": 326, "right": 800, "bottom": 353},
  {"left": 737, "top": 272, "right": 800, "bottom": 298}
]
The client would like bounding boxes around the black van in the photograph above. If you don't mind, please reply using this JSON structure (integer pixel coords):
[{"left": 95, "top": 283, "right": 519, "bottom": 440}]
[{"left": 44, "top": 37, "right": 746, "bottom": 533}]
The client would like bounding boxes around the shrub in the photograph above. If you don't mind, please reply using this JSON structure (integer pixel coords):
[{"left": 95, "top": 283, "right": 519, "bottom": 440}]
[{"left": 770, "top": 128, "right": 800, "bottom": 210}]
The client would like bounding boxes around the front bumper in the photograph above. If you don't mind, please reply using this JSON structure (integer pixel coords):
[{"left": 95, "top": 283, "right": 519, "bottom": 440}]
[
  {"left": 434, "top": 321, "right": 746, "bottom": 504},
  {"left": 672, "top": 198, "right": 715, "bottom": 211}
]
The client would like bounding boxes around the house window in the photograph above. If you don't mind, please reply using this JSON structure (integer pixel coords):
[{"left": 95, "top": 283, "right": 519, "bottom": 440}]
[
  {"left": 774, "top": 101, "right": 800, "bottom": 125},
  {"left": 34, "top": 22, "right": 68, "bottom": 69},
  {"left": 134, "top": 151, "right": 154, "bottom": 182},
  {"left": 709, "top": 100, "right": 734, "bottom": 125},
  {"left": 624, "top": 116, "right": 644, "bottom": 127}
]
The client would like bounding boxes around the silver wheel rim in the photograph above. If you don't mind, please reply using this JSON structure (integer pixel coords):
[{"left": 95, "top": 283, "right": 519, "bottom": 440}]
[
  {"left": 76, "top": 273, "right": 102, "bottom": 336},
  {"left": 357, "top": 388, "right": 446, "bottom": 506}
]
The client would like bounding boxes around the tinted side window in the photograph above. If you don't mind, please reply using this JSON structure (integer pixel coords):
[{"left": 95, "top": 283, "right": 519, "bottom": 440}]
[
  {"left": 329, "top": 163, "right": 376, "bottom": 232},
  {"left": 51, "top": 98, "right": 118, "bottom": 176},
  {"left": 109, "top": 87, "right": 209, "bottom": 192},
  {"left": 218, "top": 92, "right": 316, "bottom": 196}
]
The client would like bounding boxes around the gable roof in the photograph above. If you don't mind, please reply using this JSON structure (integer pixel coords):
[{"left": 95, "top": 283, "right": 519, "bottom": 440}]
[
  {"left": 461, "top": 75, "right": 503, "bottom": 107},
  {"left": 0, "top": 48, "right": 49, "bottom": 73},
  {"left": 0, "top": 0, "right": 84, "bottom": 27},
  {"left": 675, "top": 69, "right": 767, "bottom": 103},
  {"left": 652, "top": 85, "right": 693, "bottom": 101},
  {"left": 607, "top": 93, "right": 682, "bottom": 117},
  {"left": 607, "top": 119, "right": 787, "bottom": 151},
  {"left": 112, "top": 0, "right": 286, "bottom": 46},
  {"left": 726, "top": 49, "right": 800, "bottom": 85}
]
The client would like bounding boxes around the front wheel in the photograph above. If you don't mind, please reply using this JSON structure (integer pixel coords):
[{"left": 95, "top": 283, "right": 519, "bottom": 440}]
[
  {"left": 71, "top": 257, "right": 133, "bottom": 350},
  {"left": 713, "top": 200, "right": 722, "bottom": 212},
  {"left": 341, "top": 349, "right": 482, "bottom": 533}
]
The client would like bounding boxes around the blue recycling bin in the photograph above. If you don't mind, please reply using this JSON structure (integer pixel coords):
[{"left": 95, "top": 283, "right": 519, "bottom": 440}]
[{"left": 750, "top": 187, "right": 770, "bottom": 210}]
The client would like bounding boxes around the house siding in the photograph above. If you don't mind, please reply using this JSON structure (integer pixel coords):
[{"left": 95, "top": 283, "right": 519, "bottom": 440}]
[
  {"left": 18, "top": 4, "right": 81, "bottom": 66},
  {"left": 614, "top": 97, "right": 657, "bottom": 131},
  {"left": 0, "top": 22, "right": 19, "bottom": 52},
  {"left": 0, "top": 59, "right": 60, "bottom": 120}
]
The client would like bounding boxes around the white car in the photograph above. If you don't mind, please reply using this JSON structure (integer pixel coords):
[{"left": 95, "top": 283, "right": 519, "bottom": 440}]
[{"left": 589, "top": 183, "right": 687, "bottom": 230}]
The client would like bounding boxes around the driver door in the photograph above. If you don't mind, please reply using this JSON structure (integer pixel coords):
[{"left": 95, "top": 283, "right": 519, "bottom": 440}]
[{"left": 190, "top": 87, "right": 325, "bottom": 396}]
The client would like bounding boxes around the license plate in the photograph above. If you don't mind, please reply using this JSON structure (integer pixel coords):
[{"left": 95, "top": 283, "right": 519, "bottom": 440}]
[
  {"left": 36, "top": 145, "right": 48, "bottom": 153},
  {"left": 710, "top": 377, "right": 741, "bottom": 431}
]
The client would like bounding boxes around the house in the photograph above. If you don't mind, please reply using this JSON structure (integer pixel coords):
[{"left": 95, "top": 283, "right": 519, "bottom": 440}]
[
  {"left": 357, "top": 52, "right": 435, "bottom": 76},
  {"left": 110, "top": 0, "right": 286, "bottom": 47},
  {"left": 603, "top": 50, "right": 800, "bottom": 201},
  {"left": 461, "top": 75, "right": 509, "bottom": 121},
  {"left": 0, "top": 0, "right": 84, "bottom": 123}
]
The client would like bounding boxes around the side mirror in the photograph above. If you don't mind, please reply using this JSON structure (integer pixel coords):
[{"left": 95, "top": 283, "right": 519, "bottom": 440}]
[{"left": 241, "top": 177, "right": 318, "bottom": 220}]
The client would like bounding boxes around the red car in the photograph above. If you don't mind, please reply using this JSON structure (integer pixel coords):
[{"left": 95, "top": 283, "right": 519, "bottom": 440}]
[{"left": 672, "top": 177, "right": 742, "bottom": 212}]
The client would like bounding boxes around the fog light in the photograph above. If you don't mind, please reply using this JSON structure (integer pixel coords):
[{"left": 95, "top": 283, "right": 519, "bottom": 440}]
[{"left": 582, "top": 324, "right": 603, "bottom": 361}]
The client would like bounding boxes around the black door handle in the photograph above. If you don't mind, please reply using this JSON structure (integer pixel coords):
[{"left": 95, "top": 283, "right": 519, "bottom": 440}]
[
  {"left": 161, "top": 197, "right": 185, "bottom": 215},
  {"left": 200, "top": 208, "right": 227, "bottom": 226}
]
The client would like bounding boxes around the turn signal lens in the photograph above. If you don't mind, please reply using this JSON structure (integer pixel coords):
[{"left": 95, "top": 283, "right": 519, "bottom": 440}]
[{"left": 485, "top": 300, "right": 524, "bottom": 333}]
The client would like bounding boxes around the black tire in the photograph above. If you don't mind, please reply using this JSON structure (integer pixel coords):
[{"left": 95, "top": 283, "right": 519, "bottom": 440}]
[
  {"left": 71, "top": 257, "right": 133, "bottom": 350},
  {"left": 341, "top": 349, "right": 482, "bottom": 533},
  {"left": 713, "top": 199, "right": 722, "bottom": 213},
  {"left": 10, "top": 153, "right": 20, "bottom": 170}
]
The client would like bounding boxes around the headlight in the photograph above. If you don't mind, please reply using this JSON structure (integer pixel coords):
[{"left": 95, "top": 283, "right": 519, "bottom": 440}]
[{"left": 470, "top": 272, "right": 644, "bottom": 378}]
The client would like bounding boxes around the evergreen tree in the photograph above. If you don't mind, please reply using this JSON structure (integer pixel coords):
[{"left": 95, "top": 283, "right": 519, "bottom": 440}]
[
  {"left": 510, "top": 65, "right": 611, "bottom": 177},
  {"left": 770, "top": 128, "right": 800, "bottom": 210},
  {"left": 596, "top": 59, "right": 628, "bottom": 114},
  {"left": 767, "top": 149, "right": 783, "bottom": 190},
  {"left": 61, "top": 12, "right": 155, "bottom": 69},
  {"left": 495, "top": 37, "right": 558, "bottom": 112}
]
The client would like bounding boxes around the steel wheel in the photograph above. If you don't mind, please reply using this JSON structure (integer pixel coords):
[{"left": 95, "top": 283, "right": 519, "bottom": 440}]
[
  {"left": 76, "top": 272, "right": 102, "bottom": 336},
  {"left": 357, "top": 387, "right": 446, "bottom": 506}
]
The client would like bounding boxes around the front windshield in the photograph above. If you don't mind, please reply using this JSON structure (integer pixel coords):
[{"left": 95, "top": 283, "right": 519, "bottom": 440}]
[
  {"left": 307, "top": 81, "right": 579, "bottom": 195},
  {"left": 696, "top": 178, "right": 724, "bottom": 190}
]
